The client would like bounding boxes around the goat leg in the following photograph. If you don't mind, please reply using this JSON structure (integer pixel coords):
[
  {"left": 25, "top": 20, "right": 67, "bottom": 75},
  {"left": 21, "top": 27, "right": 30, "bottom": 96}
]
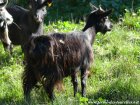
[
  {"left": 23, "top": 70, "right": 37, "bottom": 103},
  {"left": 71, "top": 71, "right": 78, "bottom": 97},
  {"left": 81, "top": 69, "right": 88, "bottom": 97},
  {"left": 23, "top": 80, "right": 37, "bottom": 103},
  {"left": 43, "top": 81, "right": 55, "bottom": 101}
]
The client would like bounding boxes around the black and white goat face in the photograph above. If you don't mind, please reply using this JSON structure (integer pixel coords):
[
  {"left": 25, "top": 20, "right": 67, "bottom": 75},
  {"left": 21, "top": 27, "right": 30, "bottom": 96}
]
[
  {"left": 0, "top": 0, "right": 13, "bottom": 51},
  {"left": 0, "top": 0, "right": 13, "bottom": 25},
  {"left": 29, "top": 0, "right": 52, "bottom": 23},
  {"left": 85, "top": 4, "right": 113, "bottom": 34},
  {"left": 96, "top": 8, "right": 113, "bottom": 34}
]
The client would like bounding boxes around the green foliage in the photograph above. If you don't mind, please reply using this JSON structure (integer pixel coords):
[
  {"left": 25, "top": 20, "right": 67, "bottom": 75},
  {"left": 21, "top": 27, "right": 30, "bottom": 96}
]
[
  {"left": 44, "top": 21, "right": 84, "bottom": 33},
  {"left": 123, "top": 9, "right": 140, "bottom": 30},
  {"left": 16, "top": 0, "right": 28, "bottom": 7},
  {"left": 91, "top": 0, "right": 140, "bottom": 19},
  {"left": 45, "top": 0, "right": 90, "bottom": 23},
  {"left": 8, "top": 0, "right": 28, "bottom": 7},
  {"left": 45, "top": 0, "right": 140, "bottom": 22},
  {"left": 9, "top": 0, "right": 140, "bottom": 22}
]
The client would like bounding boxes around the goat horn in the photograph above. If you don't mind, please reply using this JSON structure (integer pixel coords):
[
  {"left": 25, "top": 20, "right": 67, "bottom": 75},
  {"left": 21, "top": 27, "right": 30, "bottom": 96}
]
[
  {"left": 0, "top": 0, "right": 8, "bottom": 8},
  {"left": 89, "top": 3, "right": 98, "bottom": 10},
  {"left": 99, "top": 5, "right": 104, "bottom": 11}
]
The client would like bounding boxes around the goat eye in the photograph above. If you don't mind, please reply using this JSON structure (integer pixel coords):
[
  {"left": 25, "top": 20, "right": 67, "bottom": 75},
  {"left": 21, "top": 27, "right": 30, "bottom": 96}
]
[
  {"left": 42, "top": 9, "right": 46, "bottom": 13},
  {"left": 6, "top": 18, "right": 10, "bottom": 21}
]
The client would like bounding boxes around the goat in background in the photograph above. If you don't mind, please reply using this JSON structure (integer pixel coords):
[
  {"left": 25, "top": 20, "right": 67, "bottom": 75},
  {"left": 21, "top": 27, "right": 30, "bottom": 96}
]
[
  {"left": 0, "top": 0, "right": 13, "bottom": 51},
  {"left": 23, "top": 5, "right": 113, "bottom": 102},
  {"left": 4, "top": 0, "right": 52, "bottom": 53}
]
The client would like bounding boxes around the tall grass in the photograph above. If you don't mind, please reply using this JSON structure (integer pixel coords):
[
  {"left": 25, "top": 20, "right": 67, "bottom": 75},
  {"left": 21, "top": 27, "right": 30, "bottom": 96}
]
[{"left": 0, "top": 12, "right": 140, "bottom": 105}]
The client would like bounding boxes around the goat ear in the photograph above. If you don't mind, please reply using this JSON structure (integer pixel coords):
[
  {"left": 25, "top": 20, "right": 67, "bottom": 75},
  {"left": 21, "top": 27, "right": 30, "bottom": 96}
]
[
  {"left": 99, "top": 5, "right": 104, "bottom": 12},
  {"left": 100, "top": 9, "right": 112, "bottom": 18}
]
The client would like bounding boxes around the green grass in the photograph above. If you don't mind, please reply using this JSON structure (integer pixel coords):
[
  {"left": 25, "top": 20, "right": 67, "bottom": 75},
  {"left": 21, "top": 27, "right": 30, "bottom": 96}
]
[{"left": 0, "top": 15, "right": 140, "bottom": 104}]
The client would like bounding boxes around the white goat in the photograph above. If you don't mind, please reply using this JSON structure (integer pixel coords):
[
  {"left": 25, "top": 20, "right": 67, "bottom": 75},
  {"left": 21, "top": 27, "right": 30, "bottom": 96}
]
[{"left": 0, "top": 0, "right": 13, "bottom": 51}]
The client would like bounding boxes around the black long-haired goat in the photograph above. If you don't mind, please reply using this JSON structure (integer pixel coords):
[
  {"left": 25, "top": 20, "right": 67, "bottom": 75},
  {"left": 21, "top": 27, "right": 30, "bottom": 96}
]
[{"left": 23, "top": 6, "right": 112, "bottom": 101}]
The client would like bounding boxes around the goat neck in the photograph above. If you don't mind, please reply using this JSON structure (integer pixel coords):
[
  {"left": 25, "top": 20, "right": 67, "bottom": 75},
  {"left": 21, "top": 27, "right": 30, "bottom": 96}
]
[
  {"left": 84, "top": 26, "right": 96, "bottom": 45},
  {"left": 82, "top": 14, "right": 97, "bottom": 45},
  {"left": 28, "top": 12, "right": 44, "bottom": 35},
  {"left": 32, "top": 22, "right": 44, "bottom": 36}
]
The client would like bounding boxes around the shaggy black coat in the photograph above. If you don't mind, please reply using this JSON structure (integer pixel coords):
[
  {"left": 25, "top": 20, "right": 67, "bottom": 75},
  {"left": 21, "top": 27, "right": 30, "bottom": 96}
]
[{"left": 23, "top": 32, "right": 93, "bottom": 100}]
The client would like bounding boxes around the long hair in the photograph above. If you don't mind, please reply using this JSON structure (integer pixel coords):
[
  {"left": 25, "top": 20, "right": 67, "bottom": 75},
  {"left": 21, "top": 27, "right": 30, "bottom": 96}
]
[{"left": 24, "top": 33, "right": 93, "bottom": 81}]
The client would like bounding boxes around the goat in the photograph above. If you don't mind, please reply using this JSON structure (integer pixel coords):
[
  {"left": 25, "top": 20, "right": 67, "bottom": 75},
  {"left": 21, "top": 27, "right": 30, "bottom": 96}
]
[
  {"left": 22, "top": 6, "right": 112, "bottom": 102},
  {"left": 4, "top": 0, "right": 52, "bottom": 53},
  {"left": 0, "top": 0, "right": 13, "bottom": 51}
]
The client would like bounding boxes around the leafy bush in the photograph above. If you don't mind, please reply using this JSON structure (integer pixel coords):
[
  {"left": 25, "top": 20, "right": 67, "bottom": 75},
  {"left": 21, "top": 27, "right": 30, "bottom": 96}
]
[
  {"left": 9, "top": 0, "right": 140, "bottom": 22},
  {"left": 46, "top": 0, "right": 140, "bottom": 22},
  {"left": 123, "top": 9, "right": 140, "bottom": 30}
]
